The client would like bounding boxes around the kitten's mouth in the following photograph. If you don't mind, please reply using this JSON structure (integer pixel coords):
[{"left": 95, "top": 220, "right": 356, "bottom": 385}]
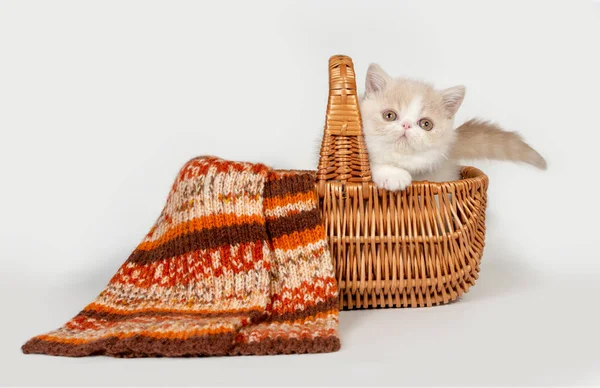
[{"left": 395, "top": 134, "right": 408, "bottom": 146}]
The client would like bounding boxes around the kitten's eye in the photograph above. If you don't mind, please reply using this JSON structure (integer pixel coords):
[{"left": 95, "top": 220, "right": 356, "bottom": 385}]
[
  {"left": 382, "top": 110, "right": 397, "bottom": 121},
  {"left": 418, "top": 118, "right": 434, "bottom": 131}
]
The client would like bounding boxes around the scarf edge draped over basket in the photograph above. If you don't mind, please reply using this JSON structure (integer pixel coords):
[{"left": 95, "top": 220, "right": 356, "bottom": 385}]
[
  {"left": 316, "top": 55, "right": 489, "bottom": 310},
  {"left": 22, "top": 157, "right": 340, "bottom": 357}
]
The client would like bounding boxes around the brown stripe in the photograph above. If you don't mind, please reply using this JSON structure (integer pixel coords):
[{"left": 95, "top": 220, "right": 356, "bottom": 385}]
[
  {"left": 127, "top": 222, "right": 268, "bottom": 265},
  {"left": 232, "top": 335, "right": 340, "bottom": 356},
  {"left": 266, "top": 208, "right": 322, "bottom": 239},
  {"left": 77, "top": 308, "right": 265, "bottom": 322},
  {"left": 22, "top": 332, "right": 236, "bottom": 358},
  {"left": 264, "top": 173, "right": 315, "bottom": 199},
  {"left": 76, "top": 297, "right": 337, "bottom": 323},
  {"left": 22, "top": 333, "right": 340, "bottom": 357}
]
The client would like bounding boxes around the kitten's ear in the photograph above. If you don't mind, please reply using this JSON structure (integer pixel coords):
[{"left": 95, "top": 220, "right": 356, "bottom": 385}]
[
  {"left": 441, "top": 85, "right": 466, "bottom": 117},
  {"left": 365, "top": 63, "right": 390, "bottom": 94}
]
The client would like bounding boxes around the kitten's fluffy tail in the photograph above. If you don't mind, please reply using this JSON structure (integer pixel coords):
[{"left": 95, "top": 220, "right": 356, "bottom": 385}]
[{"left": 451, "top": 119, "right": 547, "bottom": 169}]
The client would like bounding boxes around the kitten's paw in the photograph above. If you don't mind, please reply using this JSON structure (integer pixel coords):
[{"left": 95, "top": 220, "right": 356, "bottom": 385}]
[{"left": 372, "top": 165, "right": 412, "bottom": 191}]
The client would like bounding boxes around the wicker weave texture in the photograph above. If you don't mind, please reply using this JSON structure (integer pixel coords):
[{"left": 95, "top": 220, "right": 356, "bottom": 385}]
[{"left": 317, "top": 55, "right": 489, "bottom": 309}]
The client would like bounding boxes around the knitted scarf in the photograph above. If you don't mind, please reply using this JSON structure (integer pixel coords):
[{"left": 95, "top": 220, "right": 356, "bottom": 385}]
[{"left": 22, "top": 156, "right": 340, "bottom": 357}]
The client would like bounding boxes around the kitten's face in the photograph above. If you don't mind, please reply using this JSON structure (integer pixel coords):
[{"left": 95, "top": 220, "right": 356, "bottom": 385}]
[{"left": 360, "top": 64, "right": 465, "bottom": 155}]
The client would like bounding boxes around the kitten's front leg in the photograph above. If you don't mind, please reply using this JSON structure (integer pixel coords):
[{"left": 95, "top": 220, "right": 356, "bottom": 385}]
[{"left": 371, "top": 164, "right": 412, "bottom": 191}]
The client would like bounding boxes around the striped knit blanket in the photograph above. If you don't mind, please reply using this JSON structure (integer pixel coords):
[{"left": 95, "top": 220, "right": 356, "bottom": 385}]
[{"left": 22, "top": 156, "right": 340, "bottom": 357}]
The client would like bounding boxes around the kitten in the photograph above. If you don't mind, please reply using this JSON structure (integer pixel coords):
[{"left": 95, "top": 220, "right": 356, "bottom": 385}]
[{"left": 360, "top": 63, "right": 546, "bottom": 190}]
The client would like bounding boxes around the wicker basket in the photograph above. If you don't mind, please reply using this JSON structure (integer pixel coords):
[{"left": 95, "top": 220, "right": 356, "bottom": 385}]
[{"left": 316, "top": 55, "right": 489, "bottom": 310}]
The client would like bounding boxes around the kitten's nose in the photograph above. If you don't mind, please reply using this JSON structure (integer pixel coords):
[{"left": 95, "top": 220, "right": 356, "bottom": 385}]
[{"left": 401, "top": 121, "right": 412, "bottom": 130}]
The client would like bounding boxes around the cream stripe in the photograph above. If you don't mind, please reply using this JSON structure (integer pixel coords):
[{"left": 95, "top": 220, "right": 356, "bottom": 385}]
[
  {"left": 45, "top": 315, "right": 243, "bottom": 341},
  {"left": 145, "top": 168, "right": 266, "bottom": 242},
  {"left": 100, "top": 269, "right": 271, "bottom": 312},
  {"left": 264, "top": 199, "right": 316, "bottom": 218},
  {"left": 272, "top": 239, "right": 329, "bottom": 264},
  {"left": 269, "top": 256, "right": 337, "bottom": 294}
]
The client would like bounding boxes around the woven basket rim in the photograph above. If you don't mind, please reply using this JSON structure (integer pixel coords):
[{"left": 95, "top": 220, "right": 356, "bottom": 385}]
[
  {"left": 278, "top": 166, "right": 488, "bottom": 190},
  {"left": 409, "top": 166, "right": 488, "bottom": 189}
]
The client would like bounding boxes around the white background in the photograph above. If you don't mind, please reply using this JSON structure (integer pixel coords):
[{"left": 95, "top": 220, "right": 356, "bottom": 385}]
[{"left": 1, "top": 0, "right": 600, "bottom": 386}]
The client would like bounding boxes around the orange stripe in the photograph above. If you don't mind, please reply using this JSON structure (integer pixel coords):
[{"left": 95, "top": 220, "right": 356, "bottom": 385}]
[
  {"left": 270, "top": 278, "right": 338, "bottom": 315},
  {"left": 270, "top": 225, "right": 325, "bottom": 251},
  {"left": 139, "top": 213, "right": 265, "bottom": 250},
  {"left": 84, "top": 302, "right": 263, "bottom": 317},
  {"left": 109, "top": 241, "right": 268, "bottom": 288}
]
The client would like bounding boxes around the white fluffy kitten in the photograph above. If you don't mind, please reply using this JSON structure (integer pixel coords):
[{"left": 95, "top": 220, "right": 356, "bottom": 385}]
[{"left": 361, "top": 64, "right": 546, "bottom": 191}]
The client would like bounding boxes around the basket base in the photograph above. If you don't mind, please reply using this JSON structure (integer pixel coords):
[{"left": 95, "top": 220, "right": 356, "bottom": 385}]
[{"left": 338, "top": 264, "right": 480, "bottom": 309}]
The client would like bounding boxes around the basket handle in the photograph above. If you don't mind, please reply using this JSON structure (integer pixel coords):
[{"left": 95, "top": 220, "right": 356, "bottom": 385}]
[{"left": 316, "top": 55, "right": 371, "bottom": 187}]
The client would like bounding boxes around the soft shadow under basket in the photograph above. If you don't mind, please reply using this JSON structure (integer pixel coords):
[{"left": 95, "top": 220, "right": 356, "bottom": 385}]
[{"left": 316, "top": 55, "right": 489, "bottom": 310}]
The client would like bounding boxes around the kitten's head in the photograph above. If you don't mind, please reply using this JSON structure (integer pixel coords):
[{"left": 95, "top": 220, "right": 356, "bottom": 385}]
[{"left": 360, "top": 63, "right": 465, "bottom": 155}]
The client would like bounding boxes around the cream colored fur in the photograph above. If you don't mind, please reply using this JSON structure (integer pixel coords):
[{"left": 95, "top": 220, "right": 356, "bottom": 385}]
[{"left": 360, "top": 64, "right": 546, "bottom": 190}]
